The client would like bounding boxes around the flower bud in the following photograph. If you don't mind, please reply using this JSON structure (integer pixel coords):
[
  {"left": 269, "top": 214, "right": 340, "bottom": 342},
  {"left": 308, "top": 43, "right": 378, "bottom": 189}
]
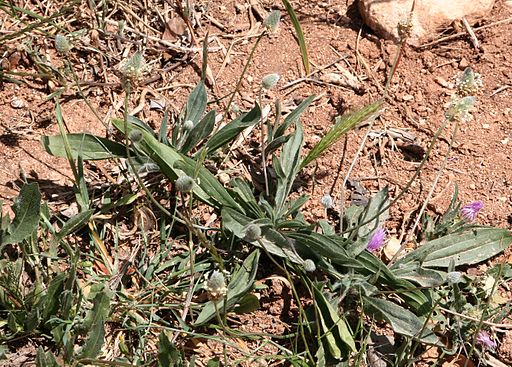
[
  {"left": 455, "top": 68, "right": 482, "bottom": 97},
  {"left": 206, "top": 270, "right": 228, "bottom": 302},
  {"left": 446, "top": 271, "right": 462, "bottom": 285},
  {"left": 175, "top": 175, "right": 194, "bottom": 193},
  {"left": 183, "top": 120, "right": 194, "bottom": 131},
  {"left": 129, "top": 129, "right": 143, "bottom": 143},
  {"left": 263, "top": 10, "right": 281, "bottom": 32},
  {"left": 320, "top": 193, "right": 333, "bottom": 209},
  {"left": 261, "top": 73, "right": 280, "bottom": 90},
  {"left": 303, "top": 259, "right": 316, "bottom": 272},
  {"left": 243, "top": 224, "right": 261, "bottom": 242}
]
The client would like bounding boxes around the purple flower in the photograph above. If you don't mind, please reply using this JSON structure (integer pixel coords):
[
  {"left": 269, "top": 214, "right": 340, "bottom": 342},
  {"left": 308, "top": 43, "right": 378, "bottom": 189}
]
[
  {"left": 460, "top": 201, "right": 483, "bottom": 222},
  {"left": 476, "top": 330, "right": 496, "bottom": 350},
  {"left": 367, "top": 228, "right": 386, "bottom": 252}
]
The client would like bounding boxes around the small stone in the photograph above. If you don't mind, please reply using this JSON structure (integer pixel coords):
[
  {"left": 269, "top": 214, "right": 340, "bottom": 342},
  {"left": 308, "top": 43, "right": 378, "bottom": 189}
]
[
  {"left": 434, "top": 77, "right": 449, "bottom": 88},
  {"left": 470, "top": 183, "right": 476, "bottom": 190},
  {"left": 402, "top": 94, "right": 414, "bottom": 101},
  {"left": 501, "top": 138, "right": 509, "bottom": 145},
  {"left": 10, "top": 97, "right": 25, "bottom": 108},
  {"left": 459, "top": 58, "right": 469, "bottom": 70},
  {"left": 482, "top": 123, "right": 490, "bottom": 129},
  {"left": 218, "top": 172, "right": 230, "bottom": 185}
]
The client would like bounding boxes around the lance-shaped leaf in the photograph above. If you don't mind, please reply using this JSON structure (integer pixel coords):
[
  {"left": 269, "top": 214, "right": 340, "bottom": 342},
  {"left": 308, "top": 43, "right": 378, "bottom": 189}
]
[
  {"left": 185, "top": 81, "right": 207, "bottom": 125},
  {"left": 313, "top": 284, "right": 356, "bottom": 360},
  {"left": 300, "top": 100, "right": 383, "bottom": 169},
  {"left": 2, "top": 183, "right": 41, "bottom": 245},
  {"left": 363, "top": 296, "right": 441, "bottom": 346},
  {"left": 42, "top": 133, "right": 128, "bottom": 160},
  {"left": 112, "top": 119, "right": 242, "bottom": 211},
  {"left": 206, "top": 104, "right": 261, "bottom": 154},
  {"left": 393, "top": 227, "right": 512, "bottom": 268}
]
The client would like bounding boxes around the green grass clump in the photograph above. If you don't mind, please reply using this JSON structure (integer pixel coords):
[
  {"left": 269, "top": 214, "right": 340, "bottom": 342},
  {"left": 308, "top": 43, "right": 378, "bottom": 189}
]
[{"left": 0, "top": 2, "right": 510, "bottom": 366}]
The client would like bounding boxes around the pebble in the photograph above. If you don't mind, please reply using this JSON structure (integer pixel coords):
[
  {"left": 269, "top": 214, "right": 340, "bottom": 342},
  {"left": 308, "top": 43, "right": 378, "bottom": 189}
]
[
  {"left": 218, "top": 172, "right": 230, "bottom": 185},
  {"left": 402, "top": 94, "right": 414, "bottom": 102},
  {"left": 434, "top": 76, "right": 449, "bottom": 88},
  {"left": 459, "top": 58, "right": 469, "bottom": 70},
  {"left": 470, "top": 183, "right": 476, "bottom": 190},
  {"left": 482, "top": 123, "right": 490, "bottom": 129},
  {"left": 10, "top": 97, "right": 25, "bottom": 108}
]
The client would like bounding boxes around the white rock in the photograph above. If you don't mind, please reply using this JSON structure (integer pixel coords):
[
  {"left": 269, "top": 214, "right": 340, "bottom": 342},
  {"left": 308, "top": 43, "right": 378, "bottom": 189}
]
[{"left": 359, "top": 0, "right": 495, "bottom": 45}]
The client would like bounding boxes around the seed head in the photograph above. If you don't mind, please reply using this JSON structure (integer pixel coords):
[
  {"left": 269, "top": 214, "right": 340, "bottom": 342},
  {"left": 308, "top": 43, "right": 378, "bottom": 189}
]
[
  {"left": 243, "top": 224, "right": 262, "bottom": 242},
  {"left": 320, "top": 193, "right": 333, "bottom": 209},
  {"left": 303, "top": 259, "right": 316, "bottom": 272},
  {"left": 183, "top": 120, "right": 194, "bottom": 131},
  {"left": 460, "top": 201, "right": 483, "bottom": 222},
  {"left": 367, "top": 227, "right": 386, "bottom": 252},
  {"left": 129, "top": 129, "right": 143, "bottom": 143},
  {"left": 455, "top": 68, "right": 483, "bottom": 97},
  {"left": 119, "top": 52, "right": 149, "bottom": 83},
  {"left": 206, "top": 270, "right": 228, "bottom": 302},
  {"left": 445, "top": 95, "right": 476, "bottom": 122},
  {"left": 55, "top": 34, "right": 72, "bottom": 54},
  {"left": 446, "top": 271, "right": 462, "bottom": 285},
  {"left": 397, "top": 19, "right": 413, "bottom": 41},
  {"left": 175, "top": 175, "right": 194, "bottom": 193}
]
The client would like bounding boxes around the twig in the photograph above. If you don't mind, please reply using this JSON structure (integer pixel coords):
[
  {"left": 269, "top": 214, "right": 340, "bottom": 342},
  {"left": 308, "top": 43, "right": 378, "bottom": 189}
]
[
  {"left": 419, "top": 17, "right": 512, "bottom": 49},
  {"left": 280, "top": 55, "right": 348, "bottom": 90},
  {"left": 439, "top": 306, "right": 512, "bottom": 330},
  {"left": 103, "top": 18, "right": 220, "bottom": 53},
  {"left": 461, "top": 17, "right": 480, "bottom": 50},
  {"left": 490, "top": 85, "right": 512, "bottom": 97}
]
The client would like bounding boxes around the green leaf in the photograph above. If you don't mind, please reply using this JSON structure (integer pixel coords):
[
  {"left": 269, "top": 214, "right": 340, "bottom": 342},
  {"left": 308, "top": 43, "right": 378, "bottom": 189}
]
[
  {"left": 313, "top": 284, "right": 356, "bottom": 360},
  {"left": 41, "top": 133, "right": 128, "bottom": 160},
  {"left": 393, "top": 228, "right": 512, "bottom": 268},
  {"left": 80, "top": 286, "right": 112, "bottom": 359},
  {"left": 233, "top": 293, "right": 260, "bottom": 314},
  {"left": 40, "top": 273, "right": 66, "bottom": 323},
  {"left": 2, "top": 183, "right": 41, "bottom": 245},
  {"left": 363, "top": 296, "right": 441, "bottom": 345},
  {"left": 81, "top": 285, "right": 112, "bottom": 331},
  {"left": 274, "top": 119, "right": 303, "bottom": 213},
  {"left": 392, "top": 265, "right": 445, "bottom": 287},
  {"left": 158, "top": 331, "right": 183, "bottom": 367},
  {"left": 274, "top": 95, "right": 315, "bottom": 139},
  {"left": 194, "top": 250, "right": 260, "bottom": 326},
  {"left": 206, "top": 358, "right": 220, "bottom": 367},
  {"left": 36, "top": 347, "right": 60, "bottom": 367},
  {"left": 81, "top": 318, "right": 105, "bottom": 359},
  {"left": 112, "top": 119, "right": 242, "bottom": 211},
  {"left": 301, "top": 100, "right": 383, "bottom": 169},
  {"left": 265, "top": 134, "right": 291, "bottom": 156},
  {"left": 181, "top": 110, "right": 216, "bottom": 154},
  {"left": 185, "top": 81, "right": 207, "bottom": 125},
  {"left": 282, "top": 0, "right": 309, "bottom": 74},
  {"left": 53, "top": 209, "right": 93, "bottom": 244},
  {"left": 206, "top": 104, "right": 261, "bottom": 154},
  {"left": 346, "top": 188, "right": 390, "bottom": 256}
]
